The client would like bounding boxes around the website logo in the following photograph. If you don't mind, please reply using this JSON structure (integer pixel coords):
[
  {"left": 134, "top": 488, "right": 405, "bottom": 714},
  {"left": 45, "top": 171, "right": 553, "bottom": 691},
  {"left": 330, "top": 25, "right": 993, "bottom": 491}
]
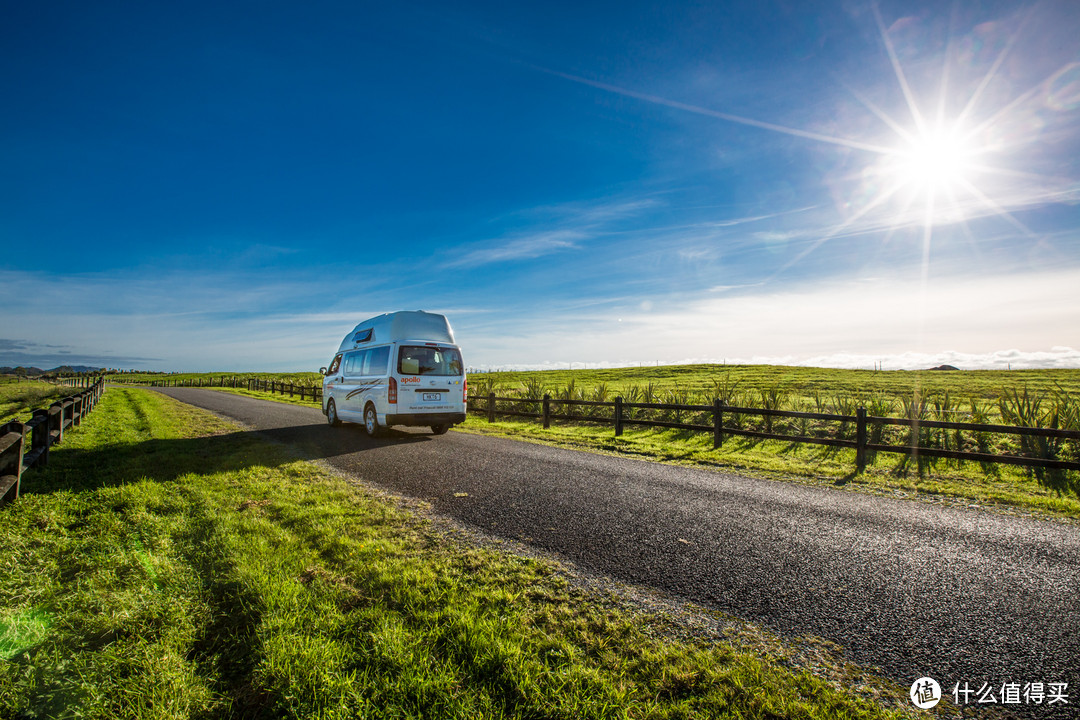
[{"left": 910, "top": 677, "right": 941, "bottom": 709}]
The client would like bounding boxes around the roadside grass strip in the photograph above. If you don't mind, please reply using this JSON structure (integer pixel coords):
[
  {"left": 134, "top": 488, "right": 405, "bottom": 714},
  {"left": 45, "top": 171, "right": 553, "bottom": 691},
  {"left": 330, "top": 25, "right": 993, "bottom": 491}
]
[
  {"left": 0, "top": 388, "right": 929, "bottom": 719},
  {"left": 202, "top": 385, "right": 324, "bottom": 408}
]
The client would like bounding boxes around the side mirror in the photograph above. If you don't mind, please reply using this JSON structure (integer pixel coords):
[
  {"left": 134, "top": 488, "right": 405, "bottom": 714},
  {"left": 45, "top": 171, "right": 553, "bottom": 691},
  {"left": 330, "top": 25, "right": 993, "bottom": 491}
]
[{"left": 319, "top": 367, "right": 328, "bottom": 375}]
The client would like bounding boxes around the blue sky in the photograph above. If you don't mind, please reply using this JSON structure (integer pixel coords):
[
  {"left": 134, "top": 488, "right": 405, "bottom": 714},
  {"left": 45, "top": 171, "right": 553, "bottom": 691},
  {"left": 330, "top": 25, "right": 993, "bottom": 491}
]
[{"left": 3, "top": 0, "right": 1079, "bottom": 372}]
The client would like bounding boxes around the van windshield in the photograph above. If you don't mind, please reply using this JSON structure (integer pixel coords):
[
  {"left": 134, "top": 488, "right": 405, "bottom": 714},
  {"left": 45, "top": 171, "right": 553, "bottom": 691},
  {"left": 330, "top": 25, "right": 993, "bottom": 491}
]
[{"left": 397, "top": 346, "right": 463, "bottom": 376}]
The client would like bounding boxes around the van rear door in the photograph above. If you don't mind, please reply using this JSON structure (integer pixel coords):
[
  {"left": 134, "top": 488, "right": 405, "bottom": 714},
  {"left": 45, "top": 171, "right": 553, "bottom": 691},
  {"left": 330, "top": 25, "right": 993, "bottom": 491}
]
[{"left": 395, "top": 344, "right": 464, "bottom": 413}]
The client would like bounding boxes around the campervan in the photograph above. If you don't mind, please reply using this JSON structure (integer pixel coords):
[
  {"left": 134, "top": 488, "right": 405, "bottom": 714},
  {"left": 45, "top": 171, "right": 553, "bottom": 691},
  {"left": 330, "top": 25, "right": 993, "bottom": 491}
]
[{"left": 321, "top": 311, "right": 467, "bottom": 436}]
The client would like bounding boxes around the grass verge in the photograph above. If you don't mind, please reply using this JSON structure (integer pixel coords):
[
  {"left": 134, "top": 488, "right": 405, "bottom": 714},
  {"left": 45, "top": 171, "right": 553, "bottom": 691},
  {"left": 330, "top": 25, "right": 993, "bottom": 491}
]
[{"left": 0, "top": 387, "right": 936, "bottom": 719}]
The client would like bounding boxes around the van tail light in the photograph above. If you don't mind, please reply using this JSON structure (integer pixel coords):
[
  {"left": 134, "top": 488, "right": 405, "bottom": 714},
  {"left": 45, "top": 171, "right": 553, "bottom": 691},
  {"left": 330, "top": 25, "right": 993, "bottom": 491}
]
[
  {"left": 463, "top": 379, "right": 468, "bottom": 403},
  {"left": 389, "top": 377, "right": 398, "bottom": 404}
]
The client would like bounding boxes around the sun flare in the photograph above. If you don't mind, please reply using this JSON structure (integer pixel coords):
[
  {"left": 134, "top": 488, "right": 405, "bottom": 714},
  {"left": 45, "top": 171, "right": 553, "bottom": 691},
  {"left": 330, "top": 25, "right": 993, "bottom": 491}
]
[{"left": 894, "top": 125, "right": 975, "bottom": 195}]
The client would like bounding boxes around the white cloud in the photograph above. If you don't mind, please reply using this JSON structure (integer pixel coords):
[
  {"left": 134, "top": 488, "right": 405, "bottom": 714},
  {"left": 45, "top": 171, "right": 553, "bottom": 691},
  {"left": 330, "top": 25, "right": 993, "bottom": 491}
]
[
  {"left": 461, "top": 268, "right": 1080, "bottom": 370},
  {"left": 445, "top": 230, "right": 585, "bottom": 268}
]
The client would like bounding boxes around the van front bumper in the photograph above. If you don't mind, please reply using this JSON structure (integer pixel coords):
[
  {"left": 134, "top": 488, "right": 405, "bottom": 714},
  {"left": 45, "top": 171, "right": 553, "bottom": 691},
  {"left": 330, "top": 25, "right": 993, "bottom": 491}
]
[{"left": 385, "top": 412, "right": 467, "bottom": 427}]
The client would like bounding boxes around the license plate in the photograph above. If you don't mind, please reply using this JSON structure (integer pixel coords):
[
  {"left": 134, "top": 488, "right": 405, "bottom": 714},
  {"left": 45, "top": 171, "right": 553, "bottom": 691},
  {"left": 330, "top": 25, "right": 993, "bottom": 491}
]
[{"left": 422, "top": 393, "right": 442, "bottom": 402}]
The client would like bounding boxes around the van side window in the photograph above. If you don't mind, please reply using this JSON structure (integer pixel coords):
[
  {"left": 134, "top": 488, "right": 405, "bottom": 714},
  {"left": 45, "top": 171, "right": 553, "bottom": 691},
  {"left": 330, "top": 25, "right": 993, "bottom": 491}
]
[
  {"left": 343, "top": 350, "right": 366, "bottom": 375},
  {"left": 327, "top": 354, "right": 342, "bottom": 375},
  {"left": 365, "top": 346, "right": 390, "bottom": 375}
]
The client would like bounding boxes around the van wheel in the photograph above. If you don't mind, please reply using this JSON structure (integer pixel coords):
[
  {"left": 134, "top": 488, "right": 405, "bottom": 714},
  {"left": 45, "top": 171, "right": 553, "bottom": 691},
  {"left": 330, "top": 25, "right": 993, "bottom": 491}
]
[
  {"left": 364, "top": 404, "right": 382, "bottom": 437},
  {"left": 431, "top": 424, "right": 449, "bottom": 435},
  {"left": 326, "top": 399, "right": 341, "bottom": 427}
]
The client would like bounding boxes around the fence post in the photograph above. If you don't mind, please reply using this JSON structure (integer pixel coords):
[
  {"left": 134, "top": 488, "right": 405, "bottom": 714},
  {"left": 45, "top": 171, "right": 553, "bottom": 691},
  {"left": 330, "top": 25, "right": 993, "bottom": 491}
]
[
  {"left": 908, "top": 414, "right": 919, "bottom": 465},
  {"left": 487, "top": 393, "right": 495, "bottom": 423},
  {"left": 32, "top": 409, "right": 51, "bottom": 467},
  {"left": 542, "top": 394, "right": 551, "bottom": 429},
  {"left": 614, "top": 396, "right": 623, "bottom": 436},
  {"left": 713, "top": 399, "right": 724, "bottom": 449},
  {"left": 0, "top": 422, "right": 26, "bottom": 503},
  {"left": 856, "top": 407, "right": 867, "bottom": 473},
  {"left": 49, "top": 402, "right": 64, "bottom": 445}
]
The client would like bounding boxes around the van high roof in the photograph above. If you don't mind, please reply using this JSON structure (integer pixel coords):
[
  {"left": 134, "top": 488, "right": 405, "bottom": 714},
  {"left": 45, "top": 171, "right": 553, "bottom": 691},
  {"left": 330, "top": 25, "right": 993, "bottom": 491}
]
[{"left": 338, "top": 311, "right": 455, "bottom": 352}]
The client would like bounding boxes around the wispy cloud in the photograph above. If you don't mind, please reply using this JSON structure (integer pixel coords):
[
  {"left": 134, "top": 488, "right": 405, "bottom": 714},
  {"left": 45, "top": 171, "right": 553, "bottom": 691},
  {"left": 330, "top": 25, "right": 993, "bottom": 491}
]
[
  {"left": 445, "top": 230, "right": 586, "bottom": 268},
  {"left": 442, "top": 194, "right": 663, "bottom": 269}
]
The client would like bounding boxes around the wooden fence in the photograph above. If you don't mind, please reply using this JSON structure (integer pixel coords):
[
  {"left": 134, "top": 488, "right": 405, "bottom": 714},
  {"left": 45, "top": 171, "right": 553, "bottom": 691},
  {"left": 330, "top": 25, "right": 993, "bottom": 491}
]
[
  {"left": 127, "top": 376, "right": 324, "bottom": 403},
  {"left": 1, "top": 379, "right": 106, "bottom": 505},
  {"left": 55, "top": 374, "right": 102, "bottom": 389},
  {"left": 473, "top": 394, "right": 1080, "bottom": 474}
]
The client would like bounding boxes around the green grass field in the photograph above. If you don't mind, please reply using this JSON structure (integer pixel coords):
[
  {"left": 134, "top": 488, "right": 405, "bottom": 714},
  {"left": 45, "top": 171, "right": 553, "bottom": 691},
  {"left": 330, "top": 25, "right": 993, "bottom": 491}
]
[
  {"left": 473, "top": 363, "right": 1080, "bottom": 399},
  {"left": 0, "top": 378, "right": 72, "bottom": 425},
  {"left": 0, "top": 387, "right": 933, "bottom": 719}
]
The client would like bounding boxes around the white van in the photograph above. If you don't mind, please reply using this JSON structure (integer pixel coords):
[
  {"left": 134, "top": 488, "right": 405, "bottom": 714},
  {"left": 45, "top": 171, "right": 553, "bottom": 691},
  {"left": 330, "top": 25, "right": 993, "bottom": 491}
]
[{"left": 321, "top": 311, "right": 467, "bottom": 436}]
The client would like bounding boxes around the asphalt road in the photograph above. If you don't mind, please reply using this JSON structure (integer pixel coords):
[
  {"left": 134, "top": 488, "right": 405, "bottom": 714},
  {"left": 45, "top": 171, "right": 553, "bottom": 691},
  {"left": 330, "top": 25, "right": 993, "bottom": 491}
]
[{"left": 155, "top": 387, "right": 1080, "bottom": 716}]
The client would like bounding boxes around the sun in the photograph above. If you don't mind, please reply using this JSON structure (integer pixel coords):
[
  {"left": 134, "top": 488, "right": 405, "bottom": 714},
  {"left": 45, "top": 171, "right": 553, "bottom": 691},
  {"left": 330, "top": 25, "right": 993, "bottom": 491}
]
[{"left": 893, "top": 125, "right": 975, "bottom": 196}]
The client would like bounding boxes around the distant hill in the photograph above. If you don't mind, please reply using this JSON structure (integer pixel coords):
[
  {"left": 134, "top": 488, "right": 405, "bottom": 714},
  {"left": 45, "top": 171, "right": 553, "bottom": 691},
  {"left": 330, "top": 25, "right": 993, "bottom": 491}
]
[{"left": 0, "top": 365, "right": 105, "bottom": 376}]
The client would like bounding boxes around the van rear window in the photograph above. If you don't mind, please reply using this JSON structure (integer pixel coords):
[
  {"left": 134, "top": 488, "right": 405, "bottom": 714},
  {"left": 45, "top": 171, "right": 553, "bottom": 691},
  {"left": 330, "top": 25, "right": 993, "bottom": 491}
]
[{"left": 397, "top": 346, "right": 463, "bottom": 376}]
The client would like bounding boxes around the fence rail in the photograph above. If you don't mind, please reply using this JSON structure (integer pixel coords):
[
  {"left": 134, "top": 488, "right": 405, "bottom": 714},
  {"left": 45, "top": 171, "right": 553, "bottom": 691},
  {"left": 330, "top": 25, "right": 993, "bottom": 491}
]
[
  {"left": 123, "top": 376, "right": 324, "bottom": 403},
  {"left": 1, "top": 379, "right": 106, "bottom": 505},
  {"left": 473, "top": 393, "right": 1080, "bottom": 475}
]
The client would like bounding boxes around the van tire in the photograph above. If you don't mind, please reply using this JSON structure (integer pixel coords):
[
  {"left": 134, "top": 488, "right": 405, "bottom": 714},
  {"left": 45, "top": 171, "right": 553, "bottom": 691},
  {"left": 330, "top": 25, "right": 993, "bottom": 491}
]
[
  {"left": 326, "top": 399, "right": 341, "bottom": 427},
  {"left": 364, "top": 403, "right": 382, "bottom": 437},
  {"left": 431, "top": 424, "right": 449, "bottom": 435}
]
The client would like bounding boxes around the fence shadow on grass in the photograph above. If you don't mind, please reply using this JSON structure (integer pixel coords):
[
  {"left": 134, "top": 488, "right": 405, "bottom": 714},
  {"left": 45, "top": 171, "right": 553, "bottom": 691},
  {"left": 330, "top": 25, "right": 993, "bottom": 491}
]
[{"left": 17, "top": 423, "right": 433, "bottom": 496}]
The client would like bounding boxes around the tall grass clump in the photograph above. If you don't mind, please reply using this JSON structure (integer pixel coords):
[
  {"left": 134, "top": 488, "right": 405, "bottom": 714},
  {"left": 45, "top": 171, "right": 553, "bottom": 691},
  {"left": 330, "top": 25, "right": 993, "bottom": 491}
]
[
  {"left": 758, "top": 386, "right": 790, "bottom": 434},
  {"left": 710, "top": 372, "right": 743, "bottom": 406},
  {"left": 999, "top": 387, "right": 1080, "bottom": 497},
  {"left": 517, "top": 377, "right": 548, "bottom": 415}
]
